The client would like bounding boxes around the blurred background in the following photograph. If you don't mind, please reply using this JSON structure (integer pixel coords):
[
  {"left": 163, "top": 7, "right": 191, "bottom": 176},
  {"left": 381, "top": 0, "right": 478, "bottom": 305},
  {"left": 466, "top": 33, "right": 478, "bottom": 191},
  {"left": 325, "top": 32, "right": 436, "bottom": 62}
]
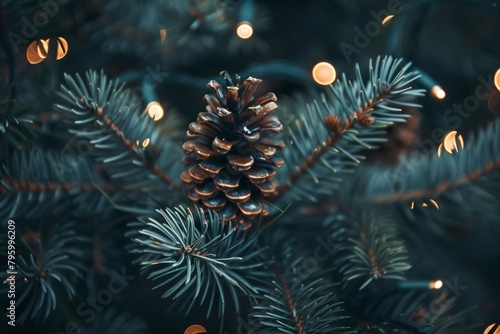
[{"left": 1, "top": 0, "right": 500, "bottom": 333}]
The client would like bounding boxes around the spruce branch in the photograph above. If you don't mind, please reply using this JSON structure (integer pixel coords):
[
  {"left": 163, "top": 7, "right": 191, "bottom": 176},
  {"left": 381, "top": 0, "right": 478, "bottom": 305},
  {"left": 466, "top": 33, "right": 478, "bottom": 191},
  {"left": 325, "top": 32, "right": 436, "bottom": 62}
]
[
  {"left": 0, "top": 222, "right": 90, "bottom": 323},
  {"left": 0, "top": 149, "right": 120, "bottom": 219},
  {"left": 372, "top": 123, "right": 500, "bottom": 203},
  {"left": 340, "top": 121, "right": 500, "bottom": 232},
  {"left": 0, "top": 84, "right": 33, "bottom": 149},
  {"left": 54, "top": 70, "right": 183, "bottom": 193},
  {"left": 276, "top": 56, "right": 424, "bottom": 204},
  {"left": 128, "top": 205, "right": 266, "bottom": 318},
  {"left": 331, "top": 211, "right": 411, "bottom": 290},
  {"left": 355, "top": 290, "right": 482, "bottom": 333},
  {"left": 249, "top": 243, "right": 353, "bottom": 334}
]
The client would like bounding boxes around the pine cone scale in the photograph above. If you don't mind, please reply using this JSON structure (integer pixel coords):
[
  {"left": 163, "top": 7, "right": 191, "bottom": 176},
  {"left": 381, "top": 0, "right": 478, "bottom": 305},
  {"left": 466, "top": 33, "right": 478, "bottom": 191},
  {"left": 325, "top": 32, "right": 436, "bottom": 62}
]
[
  {"left": 207, "top": 80, "right": 227, "bottom": 105},
  {"left": 212, "top": 137, "right": 235, "bottom": 154}
]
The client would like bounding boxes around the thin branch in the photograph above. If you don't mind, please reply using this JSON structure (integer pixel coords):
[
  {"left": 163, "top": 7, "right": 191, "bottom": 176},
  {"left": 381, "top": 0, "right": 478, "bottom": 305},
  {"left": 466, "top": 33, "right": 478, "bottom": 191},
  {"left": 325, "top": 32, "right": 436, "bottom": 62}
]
[
  {"left": 275, "top": 266, "right": 305, "bottom": 334},
  {"left": 91, "top": 104, "right": 183, "bottom": 191},
  {"left": 0, "top": 178, "right": 142, "bottom": 194},
  {"left": 279, "top": 92, "right": 385, "bottom": 194},
  {"left": 373, "top": 158, "right": 500, "bottom": 203}
]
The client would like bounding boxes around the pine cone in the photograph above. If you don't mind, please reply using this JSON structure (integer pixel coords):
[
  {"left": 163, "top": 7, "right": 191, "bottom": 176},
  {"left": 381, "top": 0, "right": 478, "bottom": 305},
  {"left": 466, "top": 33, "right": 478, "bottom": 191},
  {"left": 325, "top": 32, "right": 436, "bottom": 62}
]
[{"left": 181, "top": 71, "right": 284, "bottom": 224}]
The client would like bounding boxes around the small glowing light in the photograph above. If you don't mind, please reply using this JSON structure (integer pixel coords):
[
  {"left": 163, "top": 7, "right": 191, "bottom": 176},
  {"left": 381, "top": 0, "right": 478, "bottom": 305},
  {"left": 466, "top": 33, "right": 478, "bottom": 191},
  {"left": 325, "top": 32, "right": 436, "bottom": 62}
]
[
  {"left": 431, "top": 85, "right": 446, "bottom": 100},
  {"left": 312, "top": 61, "right": 337, "bottom": 86},
  {"left": 410, "top": 201, "right": 415, "bottom": 210},
  {"left": 26, "top": 38, "right": 67, "bottom": 64},
  {"left": 236, "top": 21, "right": 253, "bottom": 39},
  {"left": 422, "top": 203, "right": 428, "bottom": 207},
  {"left": 484, "top": 323, "right": 500, "bottom": 334},
  {"left": 26, "top": 39, "right": 48, "bottom": 64},
  {"left": 142, "top": 138, "right": 150, "bottom": 148},
  {"left": 184, "top": 324, "right": 207, "bottom": 334},
  {"left": 56, "top": 37, "right": 68, "bottom": 60},
  {"left": 429, "top": 280, "right": 443, "bottom": 290},
  {"left": 495, "top": 68, "right": 500, "bottom": 92},
  {"left": 382, "top": 15, "right": 395, "bottom": 25},
  {"left": 37, "top": 39, "right": 49, "bottom": 59},
  {"left": 429, "top": 199, "right": 439, "bottom": 210},
  {"left": 24, "top": 277, "right": 29, "bottom": 283},
  {"left": 160, "top": 28, "right": 167, "bottom": 43},
  {"left": 438, "top": 130, "right": 464, "bottom": 157},
  {"left": 146, "top": 101, "right": 164, "bottom": 121}
]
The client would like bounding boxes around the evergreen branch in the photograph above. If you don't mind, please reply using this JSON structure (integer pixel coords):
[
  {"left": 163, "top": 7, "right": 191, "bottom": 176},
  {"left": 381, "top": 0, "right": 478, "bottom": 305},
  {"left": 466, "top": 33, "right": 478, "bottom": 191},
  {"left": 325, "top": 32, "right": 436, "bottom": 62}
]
[
  {"left": 86, "top": 0, "right": 237, "bottom": 60},
  {"left": 128, "top": 205, "right": 266, "bottom": 318},
  {"left": 0, "top": 149, "right": 119, "bottom": 219},
  {"left": 332, "top": 211, "right": 411, "bottom": 290},
  {"left": 54, "top": 70, "right": 183, "bottom": 192},
  {"left": 249, "top": 243, "right": 353, "bottom": 334},
  {"left": 0, "top": 84, "right": 33, "bottom": 149},
  {"left": 357, "top": 290, "right": 482, "bottom": 333},
  {"left": 0, "top": 222, "right": 90, "bottom": 323},
  {"left": 276, "top": 56, "right": 424, "bottom": 204},
  {"left": 369, "top": 122, "right": 500, "bottom": 204},
  {"left": 339, "top": 122, "right": 500, "bottom": 233}
]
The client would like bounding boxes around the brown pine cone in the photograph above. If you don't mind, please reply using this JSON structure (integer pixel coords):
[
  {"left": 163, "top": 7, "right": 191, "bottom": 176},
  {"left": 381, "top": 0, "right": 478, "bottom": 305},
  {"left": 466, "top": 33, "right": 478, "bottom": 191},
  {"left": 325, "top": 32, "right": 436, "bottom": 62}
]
[{"left": 181, "top": 71, "right": 284, "bottom": 224}]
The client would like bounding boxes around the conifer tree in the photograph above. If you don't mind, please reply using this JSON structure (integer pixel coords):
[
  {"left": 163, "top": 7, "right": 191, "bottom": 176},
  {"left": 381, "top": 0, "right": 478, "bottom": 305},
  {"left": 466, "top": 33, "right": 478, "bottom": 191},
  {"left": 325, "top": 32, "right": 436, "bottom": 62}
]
[{"left": 1, "top": 0, "right": 499, "bottom": 333}]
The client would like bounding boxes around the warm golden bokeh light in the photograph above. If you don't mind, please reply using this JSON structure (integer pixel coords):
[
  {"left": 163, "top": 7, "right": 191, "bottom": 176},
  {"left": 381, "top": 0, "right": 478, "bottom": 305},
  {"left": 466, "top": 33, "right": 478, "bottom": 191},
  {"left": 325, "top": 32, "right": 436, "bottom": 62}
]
[
  {"left": 312, "top": 61, "right": 337, "bottom": 85},
  {"left": 495, "top": 68, "right": 500, "bottom": 92},
  {"left": 431, "top": 85, "right": 446, "bottom": 100},
  {"left": 160, "top": 28, "right": 167, "bottom": 43},
  {"left": 429, "top": 279, "right": 443, "bottom": 289},
  {"left": 184, "top": 324, "right": 207, "bottom": 334},
  {"left": 484, "top": 323, "right": 500, "bottom": 334},
  {"left": 411, "top": 199, "right": 439, "bottom": 209},
  {"left": 142, "top": 138, "right": 150, "bottom": 148},
  {"left": 56, "top": 37, "right": 68, "bottom": 60},
  {"left": 37, "top": 39, "right": 49, "bottom": 59},
  {"left": 27, "top": 38, "right": 68, "bottom": 64},
  {"left": 146, "top": 101, "right": 164, "bottom": 121},
  {"left": 26, "top": 40, "right": 46, "bottom": 64},
  {"left": 236, "top": 21, "right": 253, "bottom": 39},
  {"left": 438, "top": 130, "right": 464, "bottom": 157},
  {"left": 429, "top": 199, "right": 439, "bottom": 210},
  {"left": 382, "top": 15, "right": 395, "bottom": 25}
]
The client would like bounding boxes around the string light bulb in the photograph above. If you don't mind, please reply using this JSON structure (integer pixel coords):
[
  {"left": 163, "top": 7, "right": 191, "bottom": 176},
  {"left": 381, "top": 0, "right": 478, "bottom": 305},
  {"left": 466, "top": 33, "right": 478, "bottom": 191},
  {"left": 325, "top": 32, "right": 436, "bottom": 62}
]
[
  {"left": 429, "top": 199, "right": 439, "bottom": 210},
  {"left": 382, "top": 15, "right": 395, "bottom": 25},
  {"left": 484, "top": 323, "right": 500, "bottom": 334},
  {"left": 160, "top": 27, "right": 167, "bottom": 43},
  {"left": 184, "top": 324, "right": 207, "bottom": 334},
  {"left": 312, "top": 61, "right": 336, "bottom": 85},
  {"left": 494, "top": 68, "right": 500, "bottom": 92},
  {"left": 26, "top": 37, "right": 68, "bottom": 64},
  {"left": 146, "top": 101, "right": 164, "bottom": 121},
  {"left": 398, "top": 279, "right": 443, "bottom": 289},
  {"left": 431, "top": 85, "right": 446, "bottom": 100},
  {"left": 429, "top": 279, "right": 443, "bottom": 289},
  {"left": 56, "top": 37, "right": 68, "bottom": 60},
  {"left": 437, "top": 130, "right": 464, "bottom": 157},
  {"left": 236, "top": 21, "right": 253, "bottom": 39}
]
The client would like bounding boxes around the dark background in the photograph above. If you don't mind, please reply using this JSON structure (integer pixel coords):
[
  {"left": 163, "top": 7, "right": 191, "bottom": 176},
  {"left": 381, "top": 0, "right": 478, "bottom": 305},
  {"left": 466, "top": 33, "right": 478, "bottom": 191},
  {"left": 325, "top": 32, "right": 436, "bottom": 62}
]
[{"left": 1, "top": 0, "right": 500, "bottom": 333}]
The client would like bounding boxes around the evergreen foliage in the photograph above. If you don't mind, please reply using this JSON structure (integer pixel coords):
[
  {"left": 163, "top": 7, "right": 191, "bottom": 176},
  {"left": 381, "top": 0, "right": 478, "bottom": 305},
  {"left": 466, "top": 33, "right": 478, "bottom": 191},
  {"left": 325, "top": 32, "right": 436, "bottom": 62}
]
[{"left": 1, "top": 0, "right": 499, "bottom": 332}]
